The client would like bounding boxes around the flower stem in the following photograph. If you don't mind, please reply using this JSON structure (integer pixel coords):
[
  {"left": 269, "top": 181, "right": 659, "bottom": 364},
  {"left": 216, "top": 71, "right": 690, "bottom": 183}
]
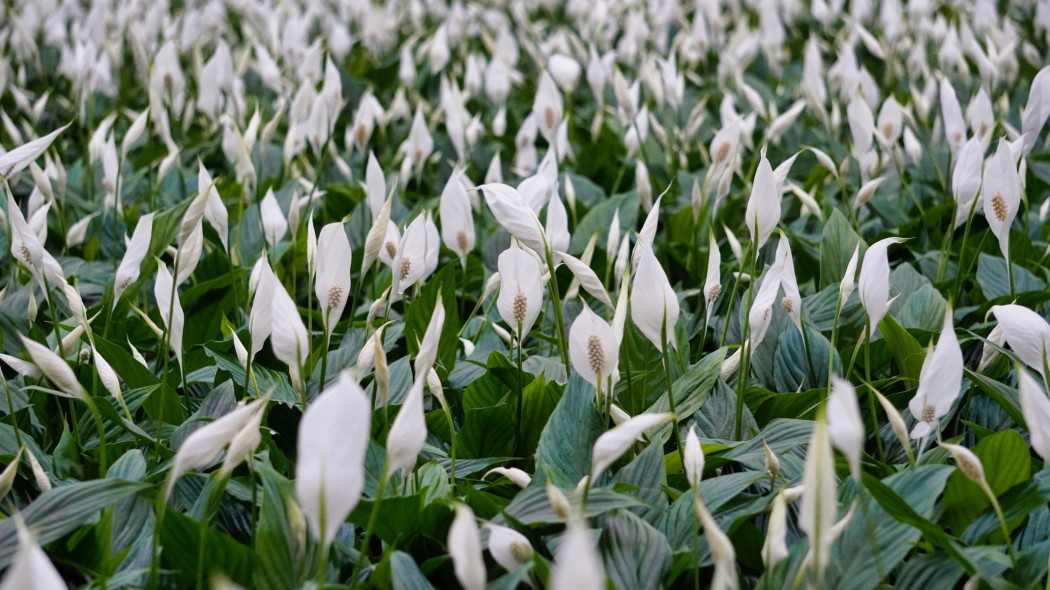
[
  {"left": 543, "top": 248, "right": 570, "bottom": 371},
  {"left": 862, "top": 324, "right": 885, "bottom": 462},
  {"left": 952, "top": 196, "right": 981, "bottom": 303},
  {"left": 981, "top": 479, "right": 1017, "bottom": 566},
  {"left": 826, "top": 291, "right": 844, "bottom": 391},
  {"left": 349, "top": 465, "right": 390, "bottom": 590},
  {"left": 662, "top": 324, "right": 685, "bottom": 468},
  {"left": 319, "top": 324, "right": 331, "bottom": 391},
  {"left": 515, "top": 332, "right": 524, "bottom": 457},
  {"left": 732, "top": 245, "right": 758, "bottom": 440}
]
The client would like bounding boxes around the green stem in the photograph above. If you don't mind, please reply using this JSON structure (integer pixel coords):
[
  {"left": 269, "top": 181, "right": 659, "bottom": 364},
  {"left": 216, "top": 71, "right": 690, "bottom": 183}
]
[
  {"left": 732, "top": 245, "right": 758, "bottom": 440},
  {"left": 863, "top": 325, "right": 885, "bottom": 462},
  {"left": 515, "top": 332, "right": 524, "bottom": 457},
  {"left": 349, "top": 465, "right": 390, "bottom": 590},
  {"left": 543, "top": 248, "right": 570, "bottom": 371},
  {"left": 319, "top": 322, "right": 331, "bottom": 390},
  {"left": 982, "top": 479, "right": 1017, "bottom": 566},
  {"left": 662, "top": 323, "right": 686, "bottom": 468},
  {"left": 85, "top": 398, "right": 108, "bottom": 475},
  {"left": 953, "top": 193, "right": 981, "bottom": 303},
  {"left": 826, "top": 292, "right": 844, "bottom": 391},
  {"left": 937, "top": 200, "right": 958, "bottom": 283},
  {"left": 442, "top": 404, "right": 457, "bottom": 483},
  {"left": 149, "top": 477, "right": 170, "bottom": 590},
  {"left": 1008, "top": 255, "right": 1016, "bottom": 299}
]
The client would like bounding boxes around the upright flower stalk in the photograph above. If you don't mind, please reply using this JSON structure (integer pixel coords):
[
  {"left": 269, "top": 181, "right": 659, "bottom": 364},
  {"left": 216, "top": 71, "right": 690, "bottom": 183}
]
[{"left": 631, "top": 241, "right": 683, "bottom": 463}]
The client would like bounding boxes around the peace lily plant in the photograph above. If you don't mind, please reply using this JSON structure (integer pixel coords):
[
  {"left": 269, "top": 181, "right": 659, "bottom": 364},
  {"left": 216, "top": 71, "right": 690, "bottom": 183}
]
[{"left": 2, "top": 1, "right": 1050, "bottom": 589}]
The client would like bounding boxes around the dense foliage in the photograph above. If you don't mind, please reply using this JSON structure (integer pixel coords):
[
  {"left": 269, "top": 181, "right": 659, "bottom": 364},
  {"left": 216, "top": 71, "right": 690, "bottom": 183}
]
[{"left": 2, "top": 0, "right": 1050, "bottom": 588}]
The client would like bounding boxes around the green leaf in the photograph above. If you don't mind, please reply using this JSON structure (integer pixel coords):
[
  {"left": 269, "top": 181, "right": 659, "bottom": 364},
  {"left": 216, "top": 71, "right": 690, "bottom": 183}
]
[
  {"left": 966, "top": 370, "right": 1025, "bottom": 428},
  {"left": 390, "top": 551, "right": 437, "bottom": 590},
  {"left": 942, "top": 430, "right": 1031, "bottom": 536},
  {"left": 458, "top": 403, "right": 516, "bottom": 459},
  {"left": 349, "top": 494, "right": 423, "bottom": 544},
  {"left": 773, "top": 325, "right": 839, "bottom": 392},
  {"left": 719, "top": 419, "right": 813, "bottom": 471},
  {"left": 976, "top": 253, "right": 1044, "bottom": 300},
  {"left": 0, "top": 479, "right": 150, "bottom": 569},
  {"left": 827, "top": 465, "right": 955, "bottom": 589},
  {"left": 657, "top": 472, "right": 766, "bottom": 550},
  {"left": 600, "top": 510, "right": 672, "bottom": 590},
  {"left": 93, "top": 335, "right": 161, "bottom": 390},
  {"left": 253, "top": 464, "right": 312, "bottom": 590},
  {"left": 645, "top": 348, "right": 725, "bottom": 442},
  {"left": 964, "top": 469, "right": 1050, "bottom": 544},
  {"left": 614, "top": 442, "right": 668, "bottom": 523},
  {"left": 502, "top": 484, "right": 646, "bottom": 526},
  {"left": 897, "top": 283, "right": 947, "bottom": 332},
  {"left": 861, "top": 467, "right": 976, "bottom": 575},
  {"left": 878, "top": 315, "right": 926, "bottom": 384},
  {"left": 159, "top": 506, "right": 258, "bottom": 588},
  {"left": 571, "top": 191, "right": 636, "bottom": 253},
  {"left": 535, "top": 372, "right": 603, "bottom": 487},
  {"left": 819, "top": 210, "right": 865, "bottom": 290}
]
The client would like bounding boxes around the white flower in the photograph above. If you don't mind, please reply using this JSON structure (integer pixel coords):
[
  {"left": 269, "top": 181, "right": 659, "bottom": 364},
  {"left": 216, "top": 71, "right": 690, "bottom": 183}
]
[
  {"left": 549, "top": 523, "right": 605, "bottom": 590},
  {"left": 167, "top": 395, "right": 269, "bottom": 499},
  {"left": 113, "top": 212, "right": 155, "bottom": 307},
  {"left": 154, "top": 260, "right": 185, "bottom": 369},
  {"left": 858, "top": 237, "right": 905, "bottom": 335},
  {"left": 496, "top": 245, "right": 544, "bottom": 339},
  {"left": 590, "top": 413, "right": 673, "bottom": 478},
  {"left": 440, "top": 171, "right": 475, "bottom": 265},
  {"left": 981, "top": 139, "right": 1022, "bottom": 262},
  {"left": 484, "top": 523, "right": 534, "bottom": 572},
  {"left": 414, "top": 296, "right": 446, "bottom": 380},
  {"left": 269, "top": 270, "right": 309, "bottom": 393},
  {"left": 483, "top": 467, "right": 532, "bottom": 488},
  {"left": 92, "top": 346, "right": 121, "bottom": 399},
  {"left": 0, "top": 125, "right": 69, "bottom": 178},
  {"left": 296, "top": 371, "right": 371, "bottom": 550},
  {"left": 1021, "top": 66, "right": 1050, "bottom": 156},
  {"left": 763, "top": 492, "right": 789, "bottom": 569},
  {"left": 694, "top": 496, "right": 739, "bottom": 590},
  {"left": 630, "top": 241, "right": 679, "bottom": 350},
  {"left": 448, "top": 504, "right": 486, "bottom": 590},
  {"left": 940, "top": 442, "right": 986, "bottom": 483},
  {"left": 480, "top": 183, "right": 547, "bottom": 253},
  {"left": 952, "top": 137, "right": 984, "bottom": 227},
  {"left": 1018, "top": 368, "right": 1050, "bottom": 463},
  {"left": 827, "top": 377, "right": 864, "bottom": 478},
  {"left": 559, "top": 252, "right": 613, "bottom": 308},
  {"left": 990, "top": 304, "right": 1050, "bottom": 379},
  {"left": 744, "top": 156, "right": 780, "bottom": 250},
  {"left": 19, "top": 335, "right": 87, "bottom": 401},
  {"left": 569, "top": 304, "right": 619, "bottom": 388},
  {"left": 940, "top": 78, "right": 966, "bottom": 154},
  {"left": 704, "top": 233, "right": 722, "bottom": 319},
  {"left": 684, "top": 425, "right": 704, "bottom": 487},
  {"left": 0, "top": 522, "right": 66, "bottom": 590},
  {"left": 548, "top": 54, "right": 582, "bottom": 92},
  {"left": 260, "top": 188, "right": 288, "bottom": 250},
  {"left": 533, "top": 71, "right": 564, "bottom": 143},
  {"left": 840, "top": 245, "right": 859, "bottom": 301},
  {"left": 314, "top": 223, "right": 352, "bottom": 335},
  {"left": 908, "top": 309, "right": 963, "bottom": 440},
  {"left": 800, "top": 414, "right": 836, "bottom": 586},
  {"left": 386, "top": 375, "right": 427, "bottom": 477}
]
